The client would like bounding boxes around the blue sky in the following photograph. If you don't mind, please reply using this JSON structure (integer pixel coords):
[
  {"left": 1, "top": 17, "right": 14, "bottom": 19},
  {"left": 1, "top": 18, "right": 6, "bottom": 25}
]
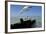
[{"left": 10, "top": 5, "right": 42, "bottom": 17}]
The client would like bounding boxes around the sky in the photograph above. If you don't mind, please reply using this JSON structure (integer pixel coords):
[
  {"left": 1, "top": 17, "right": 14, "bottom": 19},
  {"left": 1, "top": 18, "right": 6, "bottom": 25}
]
[{"left": 10, "top": 5, "right": 42, "bottom": 17}]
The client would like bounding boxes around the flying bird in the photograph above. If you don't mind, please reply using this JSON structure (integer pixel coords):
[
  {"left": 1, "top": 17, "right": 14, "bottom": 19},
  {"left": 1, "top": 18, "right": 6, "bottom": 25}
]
[{"left": 16, "top": 6, "right": 32, "bottom": 17}]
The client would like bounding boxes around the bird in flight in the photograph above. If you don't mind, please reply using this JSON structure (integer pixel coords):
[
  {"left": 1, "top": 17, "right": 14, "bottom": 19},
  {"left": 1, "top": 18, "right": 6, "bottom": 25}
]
[{"left": 16, "top": 6, "right": 32, "bottom": 17}]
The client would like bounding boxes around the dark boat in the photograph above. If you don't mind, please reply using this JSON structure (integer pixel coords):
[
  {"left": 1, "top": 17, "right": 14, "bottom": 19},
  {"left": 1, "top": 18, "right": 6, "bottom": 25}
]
[{"left": 11, "top": 18, "right": 36, "bottom": 29}]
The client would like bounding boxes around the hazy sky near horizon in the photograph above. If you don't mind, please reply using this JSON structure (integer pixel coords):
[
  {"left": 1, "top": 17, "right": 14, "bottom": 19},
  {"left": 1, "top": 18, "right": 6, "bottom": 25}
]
[{"left": 10, "top": 5, "right": 42, "bottom": 17}]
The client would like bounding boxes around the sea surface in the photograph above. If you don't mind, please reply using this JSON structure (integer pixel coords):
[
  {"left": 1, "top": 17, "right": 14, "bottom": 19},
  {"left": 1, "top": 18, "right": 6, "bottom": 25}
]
[{"left": 10, "top": 16, "right": 42, "bottom": 28}]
